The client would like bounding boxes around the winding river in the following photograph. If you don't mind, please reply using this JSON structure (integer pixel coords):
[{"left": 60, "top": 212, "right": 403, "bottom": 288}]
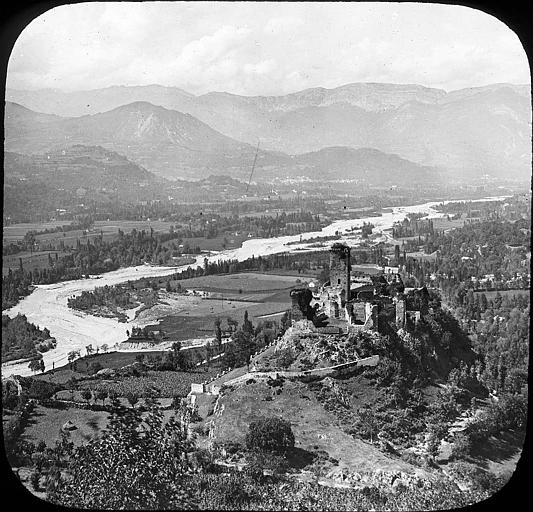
[{"left": 2, "top": 196, "right": 509, "bottom": 377}]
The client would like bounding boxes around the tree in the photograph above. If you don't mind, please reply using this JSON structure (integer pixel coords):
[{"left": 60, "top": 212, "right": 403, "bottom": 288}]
[
  {"left": 85, "top": 344, "right": 94, "bottom": 356},
  {"left": 96, "top": 389, "right": 108, "bottom": 405},
  {"left": 245, "top": 417, "right": 295, "bottom": 454},
  {"left": 356, "top": 406, "right": 380, "bottom": 444},
  {"left": 233, "top": 330, "right": 254, "bottom": 369},
  {"left": 243, "top": 310, "right": 254, "bottom": 334},
  {"left": 214, "top": 318, "right": 222, "bottom": 353},
  {"left": 68, "top": 350, "right": 80, "bottom": 370},
  {"left": 170, "top": 341, "right": 187, "bottom": 371},
  {"left": 126, "top": 392, "right": 139, "bottom": 409},
  {"left": 28, "top": 358, "right": 42, "bottom": 374},
  {"left": 100, "top": 343, "right": 109, "bottom": 353},
  {"left": 81, "top": 389, "right": 92, "bottom": 404},
  {"left": 205, "top": 340, "right": 216, "bottom": 371},
  {"left": 450, "top": 432, "right": 472, "bottom": 460},
  {"left": 88, "top": 362, "right": 103, "bottom": 375},
  {"left": 227, "top": 317, "right": 238, "bottom": 333}
]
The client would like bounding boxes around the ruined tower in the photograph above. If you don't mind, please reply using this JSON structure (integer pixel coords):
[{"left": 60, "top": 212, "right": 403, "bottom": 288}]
[{"left": 330, "top": 243, "right": 351, "bottom": 305}]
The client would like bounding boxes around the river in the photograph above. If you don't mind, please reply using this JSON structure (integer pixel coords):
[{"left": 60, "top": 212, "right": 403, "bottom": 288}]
[{"left": 2, "top": 196, "right": 509, "bottom": 377}]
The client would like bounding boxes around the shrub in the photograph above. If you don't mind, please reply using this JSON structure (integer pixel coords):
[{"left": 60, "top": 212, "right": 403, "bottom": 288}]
[
  {"left": 26, "top": 379, "right": 60, "bottom": 400},
  {"left": 245, "top": 416, "right": 295, "bottom": 454},
  {"left": 450, "top": 432, "right": 472, "bottom": 460},
  {"left": 198, "top": 474, "right": 250, "bottom": 509},
  {"left": 30, "top": 470, "right": 41, "bottom": 491},
  {"left": 81, "top": 389, "right": 92, "bottom": 403},
  {"left": 271, "top": 347, "right": 296, "bottom": 369},
  {"left": 88, "top": 362, "right": 104, "bottom": 375}
]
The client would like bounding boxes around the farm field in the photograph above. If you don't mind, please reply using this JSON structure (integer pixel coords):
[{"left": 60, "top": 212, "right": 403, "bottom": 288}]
[
  {"left": 405, "top": 251, "right": 438, "bottom": 262},
  {"left": 473, "top": 289, "right": 530, "bottom": 299},
  {"left": 430, "top": 216, "right": 468, "bottom": 231},
  {"left": 3, "top": 221, "right": 72, "bottom": 242},
  {"left": 93, "top": 220, "right": 176, "bottom": 234},
  {"left": 168, "top": 272, "right": 311, "bottom": 292},
  {"left": 164, "top": 233, "right": 251, "bottom": 252},
  {"left": 2, "top": 250, "right": 69, "bottom": 275},
  {"left": 78, "top": 369, "right": 220, "bottom": 398},
  {"left": 351, "top": 264, "right": 383, "bottom": 275},
  {"left": 22, "top": 404, "right": 110, "bottom": 448},
  {"left": 3, "top": 220, "right": 177, "bottom": 250}
]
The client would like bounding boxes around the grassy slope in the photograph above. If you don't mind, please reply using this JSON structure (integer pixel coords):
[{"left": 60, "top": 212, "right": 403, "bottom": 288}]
[{"left": 211, "top": 379, "right": 418, "bottom": 475}]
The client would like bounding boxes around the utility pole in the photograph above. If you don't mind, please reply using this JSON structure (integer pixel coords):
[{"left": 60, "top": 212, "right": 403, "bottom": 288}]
[{"left": 246, "top": 140, "right": 260, "bottom": 194}]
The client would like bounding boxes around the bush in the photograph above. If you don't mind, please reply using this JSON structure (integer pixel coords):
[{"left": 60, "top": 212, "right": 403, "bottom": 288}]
[
  {"left": 270, "top": 347, "right": 296, "bottom": 369},
  {"left": 450, "top": 432, "right": 472, "bottom": 460},
  {"left": 88, "top": 362, "right": 104, "bottom": 375},
  {"left": 26, "top": 379, "right": 60, "bottom": 400},
  {"left": 198, "top": 474, "right": 251, "bottom": 509},
  {"left": 30, "top": 470, "right": 41, "bottom": 491},
  {"left": 245, "top": 450, "right": 289, "bottom": 481},
  {"left": 245, "top": 416, "right": 295, "bottom": 454}
]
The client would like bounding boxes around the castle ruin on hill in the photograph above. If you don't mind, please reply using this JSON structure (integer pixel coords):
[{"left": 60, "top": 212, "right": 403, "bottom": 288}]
[{"left": 290, "top": 242, "right": 429, "bottom": 334}]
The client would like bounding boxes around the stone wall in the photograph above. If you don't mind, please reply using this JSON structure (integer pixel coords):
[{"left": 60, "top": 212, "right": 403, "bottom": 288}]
[{"left": 221, "top": 354, "right": 380, "bottom": 389}]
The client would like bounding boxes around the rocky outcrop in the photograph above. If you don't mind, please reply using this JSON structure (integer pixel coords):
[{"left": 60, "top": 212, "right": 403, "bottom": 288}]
[{"left": 324, "top": 468, "right": 437, "bottom": 492}]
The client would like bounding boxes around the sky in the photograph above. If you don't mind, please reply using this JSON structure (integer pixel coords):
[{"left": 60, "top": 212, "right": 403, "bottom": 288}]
[{"left": 6, "top": 1, "right": 531, "bottom": 96}]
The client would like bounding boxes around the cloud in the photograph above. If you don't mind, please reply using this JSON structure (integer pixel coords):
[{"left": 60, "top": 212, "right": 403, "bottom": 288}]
[
  {"left": 176, "top": 25, "right": 252, "bottom": 69},
  {"left": 6, "top": 2, "right": 530, "bottom": 94},
  {"left": 244, "top": 59, "right": 277, "bottom": 76},
  {"left": 264, "top": 16, "right": 304, "bottom": 34}
]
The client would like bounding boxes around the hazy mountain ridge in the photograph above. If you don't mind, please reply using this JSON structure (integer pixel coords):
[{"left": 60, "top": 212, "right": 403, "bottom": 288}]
[
  {"left": 6, "top": 82, "right": 530, "bottom": 179},
  {"left": 4, "top": 145, "right": 159, "bottom": 192},
  {"left": 4, "top": 101, "right": 268, "bottom": 181},
  {"left": 4, "top": 101, "right": 437, "bottom": 185}
]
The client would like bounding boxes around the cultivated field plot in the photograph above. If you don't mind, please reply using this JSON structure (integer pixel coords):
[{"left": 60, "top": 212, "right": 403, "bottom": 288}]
[
  {"left": 473, "top": 289, "right": 530, "bottom": 299},
  {"left": 405, "top": 251, "right": 438, "bottom": 262},
  {"left": 431, "top": 216, "right": 467, "bottom": 231},
  {"left": 211, "top": 380, "right": 416, "bottom": 475},
  {"left": 78, "top": 370, "right": 220, "bottom": 398},
  {"left": 22, "top": 404, "right": 110, "bottom": 447},
  {"left": 3, "top": 221, "right": 71, "bottom": 242},
  {"left": 2, "top": 250, "right": 69, "bottom": 275},
  {"left": 3, "top": 220, "right": 176, "bottom": 248},
  {"left": 172, "top": 272, "right": 310, "bottom": 292},
  {"left": 94, "top": 220, "right": 176, "bottom": 234},
  {"left": 163, "top": 233, "right": 251, "bottom": 252}
]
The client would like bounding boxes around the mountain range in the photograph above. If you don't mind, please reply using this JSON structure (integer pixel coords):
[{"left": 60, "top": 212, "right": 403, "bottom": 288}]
[
  {"left": 4, "top": 100, "right": 439, "bottom": 185},
  {"left": 5, "top": 81, "right": 531, "bottom": 181}
]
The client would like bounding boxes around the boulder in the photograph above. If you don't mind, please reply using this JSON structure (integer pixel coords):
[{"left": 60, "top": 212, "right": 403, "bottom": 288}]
[
  {"left": 96, "top": 368, "right": 115, "bottom": 377},
  {"left": 62, "top": 420, "right": 77, "bottom": 431}
]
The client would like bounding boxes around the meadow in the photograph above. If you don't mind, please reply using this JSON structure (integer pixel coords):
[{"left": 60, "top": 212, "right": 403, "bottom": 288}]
[{"left": 22, "top": 404, "right": 110, "bottom": 448}]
